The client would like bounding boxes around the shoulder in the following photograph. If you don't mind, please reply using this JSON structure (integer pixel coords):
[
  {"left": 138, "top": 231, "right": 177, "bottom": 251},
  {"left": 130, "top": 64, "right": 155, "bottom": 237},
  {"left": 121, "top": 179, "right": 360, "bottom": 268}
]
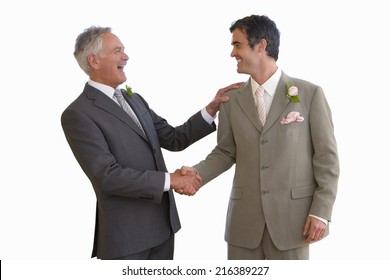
[
  {"left": 288, "top": 76, "right": 319, "bottom": 90},
  {"left": 224, "top": 80, "right": 250, "bottom": 98},
  {"left": 61, "top": 84, "right": 99, "bottom": 120},
  {"left": 283, "top": 74, "right": 324, "bottom": 100},
  {"left": 62, "top": 92, "right": 85, "bottom": 112}
]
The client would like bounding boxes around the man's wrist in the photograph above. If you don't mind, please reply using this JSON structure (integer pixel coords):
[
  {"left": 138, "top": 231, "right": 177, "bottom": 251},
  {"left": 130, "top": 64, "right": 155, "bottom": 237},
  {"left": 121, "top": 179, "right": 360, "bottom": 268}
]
[
  {"left": 310, "top": 214, "right": 328, "bottom": 225},
  {"left": 201, "top": 107, "right": 215, "bottom": 124}
]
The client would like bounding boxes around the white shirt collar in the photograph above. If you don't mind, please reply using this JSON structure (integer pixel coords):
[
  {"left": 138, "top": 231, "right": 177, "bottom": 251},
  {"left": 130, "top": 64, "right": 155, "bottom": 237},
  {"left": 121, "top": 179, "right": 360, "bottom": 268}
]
[
  {"left": 250, "top": 68, "right": 282, "bottom": 115},
  {"left": 250, "top": 67, "right": 282, "bottom": 97},
  {"left": 88, "top": 79, "right": 117, "bottom": 100}
]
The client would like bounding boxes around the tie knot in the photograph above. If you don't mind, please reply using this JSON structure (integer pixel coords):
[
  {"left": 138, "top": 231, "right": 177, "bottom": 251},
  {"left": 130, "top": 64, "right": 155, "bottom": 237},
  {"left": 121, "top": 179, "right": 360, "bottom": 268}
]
[
  {"left": 114, "top": 89, "right": 122, "bottom": 98},
  {"left": 256, "top": 85, "right": 265, "bottom": 97}
]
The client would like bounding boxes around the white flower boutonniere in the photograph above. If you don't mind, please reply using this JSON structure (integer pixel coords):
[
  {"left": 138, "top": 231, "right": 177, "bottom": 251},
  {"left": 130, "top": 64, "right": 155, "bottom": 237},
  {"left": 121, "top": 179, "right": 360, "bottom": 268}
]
[
  {"left": 286, "top": 82, "right": 300, "bottom": 103},
  {"left": 125, "top": 85, "right": 133, "bottom": 97}
]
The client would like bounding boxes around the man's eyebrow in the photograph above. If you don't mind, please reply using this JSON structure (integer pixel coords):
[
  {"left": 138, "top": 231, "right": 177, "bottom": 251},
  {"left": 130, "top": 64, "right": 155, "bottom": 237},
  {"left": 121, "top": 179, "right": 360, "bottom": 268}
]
[{"left": 231, "top": 41, "right": 241, "bottom": 45}]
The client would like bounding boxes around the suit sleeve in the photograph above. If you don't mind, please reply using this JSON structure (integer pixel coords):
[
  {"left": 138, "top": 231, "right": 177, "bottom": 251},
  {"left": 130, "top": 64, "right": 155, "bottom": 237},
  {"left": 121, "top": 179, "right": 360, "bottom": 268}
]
[
  {"left": 193, "top": 102, "right": 236, "bottom": 185},
  {"left": 309, "top": 87, "right": 340, "bottom": 221},
  {"left": 135, "top": 94, "right": 216, "bottom": 151}
]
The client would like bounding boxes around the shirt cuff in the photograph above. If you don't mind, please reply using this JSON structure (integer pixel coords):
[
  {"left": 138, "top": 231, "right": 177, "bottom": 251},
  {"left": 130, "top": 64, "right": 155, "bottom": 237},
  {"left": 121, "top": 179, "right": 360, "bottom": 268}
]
[
  {"left": 201, "top": 107, "right": 215, "bottom": 125},
  {"left": 309, "top": 214, "right": 328, "bottom": 225},
  {"left": 164, "top": 173, "right": 170, "bottom": 192}
]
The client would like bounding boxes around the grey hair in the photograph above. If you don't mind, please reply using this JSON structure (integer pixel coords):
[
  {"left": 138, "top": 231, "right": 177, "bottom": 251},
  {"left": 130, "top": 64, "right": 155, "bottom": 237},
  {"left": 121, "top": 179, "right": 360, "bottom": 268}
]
[{"left": 73, "top": 26, "right": 112, "bottom": 75}]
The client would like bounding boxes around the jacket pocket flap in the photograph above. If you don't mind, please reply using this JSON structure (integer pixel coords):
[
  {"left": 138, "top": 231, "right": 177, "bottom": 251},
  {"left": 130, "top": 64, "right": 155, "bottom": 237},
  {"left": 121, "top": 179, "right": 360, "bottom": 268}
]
[{"left": 291, "top": 184, "right": 316, "bottom": 199}]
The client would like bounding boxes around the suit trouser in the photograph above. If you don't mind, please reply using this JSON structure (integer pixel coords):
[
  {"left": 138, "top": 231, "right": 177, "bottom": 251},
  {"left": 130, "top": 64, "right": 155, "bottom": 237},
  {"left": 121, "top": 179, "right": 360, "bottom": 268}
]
[
  {"left": 227, "top": 225, "right": 309, "bottom": 260},
  {"left": 112, "top": 233, "right": 175, "bottom": 260}
]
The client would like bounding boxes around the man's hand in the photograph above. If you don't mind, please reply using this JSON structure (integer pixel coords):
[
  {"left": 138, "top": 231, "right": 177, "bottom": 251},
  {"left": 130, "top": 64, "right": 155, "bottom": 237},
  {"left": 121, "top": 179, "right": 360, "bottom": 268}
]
[
  {"left": 170, "top": 168, "right": 201, "bottom": 196},
  {"left": 206, "top": 82, "right": 242, "bottom": 117},
  {"left": 180, "top": 166, "right": 199, "bottom": 176},
  {"left": 303, "top": 216, "right": 327, "bottom": 243}
]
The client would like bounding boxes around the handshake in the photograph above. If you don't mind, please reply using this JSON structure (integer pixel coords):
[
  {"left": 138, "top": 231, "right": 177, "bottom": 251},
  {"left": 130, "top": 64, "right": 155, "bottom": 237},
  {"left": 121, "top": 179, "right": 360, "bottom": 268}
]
[{"left": 170, "top": 166, "right": 201, "bottom": 196}]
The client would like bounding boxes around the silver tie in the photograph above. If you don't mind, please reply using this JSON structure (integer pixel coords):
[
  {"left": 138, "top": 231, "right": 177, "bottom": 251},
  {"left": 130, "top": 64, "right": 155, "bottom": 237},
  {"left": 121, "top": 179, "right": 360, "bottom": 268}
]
[
  {"left": 114, "top": 89, "right": 145, "bottom": 134},
  {"left": 255, "top": 85, "right": 266, "bottom": 126}
]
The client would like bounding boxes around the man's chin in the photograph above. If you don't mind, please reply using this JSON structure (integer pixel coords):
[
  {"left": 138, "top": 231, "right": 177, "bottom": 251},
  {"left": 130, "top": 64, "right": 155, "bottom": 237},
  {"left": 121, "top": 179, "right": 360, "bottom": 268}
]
[
  {"left": 119, "top": 76, "right": 127, "bottom": 84},
  {"left": 236, "top": 67, "right": 248, "bottom": 75}
]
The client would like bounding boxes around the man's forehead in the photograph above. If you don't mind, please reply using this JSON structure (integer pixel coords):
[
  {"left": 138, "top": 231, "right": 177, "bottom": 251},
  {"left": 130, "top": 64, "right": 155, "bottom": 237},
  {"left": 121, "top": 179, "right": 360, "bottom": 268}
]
[{"left": 231, "top": 30, "right": 248, "bottom": 43}]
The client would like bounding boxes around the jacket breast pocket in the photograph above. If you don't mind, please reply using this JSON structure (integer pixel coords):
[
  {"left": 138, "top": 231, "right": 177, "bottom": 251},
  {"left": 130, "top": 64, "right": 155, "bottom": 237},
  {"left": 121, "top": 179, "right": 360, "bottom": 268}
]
[
  {"left": 230, "top": 187, "right": 243, "bottom": 200},
  {"left": 291, "top": 184, "right": 316, "bottom": 199}
]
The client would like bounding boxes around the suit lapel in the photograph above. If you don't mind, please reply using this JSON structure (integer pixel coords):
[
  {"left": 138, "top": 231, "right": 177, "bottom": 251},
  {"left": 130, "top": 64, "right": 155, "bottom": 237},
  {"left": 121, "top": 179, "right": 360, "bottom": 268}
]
[
  {"left": 121, "top": 90, "right": 151, "bottom": 142},
  {"left": 262, "top": 72, "right": 290, "bottom": 134},
  {"left": 236, "top": 80, "right": 263, "bottom": 133},
  {"left": 236, "top": 73, "right": 292, "bottom": 135},
  {"left": 122, "top": 91, "right": 168, "bottom": 171},
  {"left": 85, "top": 85, "right": 149, "bottom": 141}
]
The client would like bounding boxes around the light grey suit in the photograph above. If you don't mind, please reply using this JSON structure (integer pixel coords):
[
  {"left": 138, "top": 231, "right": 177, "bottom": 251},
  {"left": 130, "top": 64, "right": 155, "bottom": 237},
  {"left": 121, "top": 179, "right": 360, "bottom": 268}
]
[
  {"left": 61, "top": 83, "right": 216, "bottom": 259},
  {"left": 194, "top": 72, "right": 339, "bottom": 254}
]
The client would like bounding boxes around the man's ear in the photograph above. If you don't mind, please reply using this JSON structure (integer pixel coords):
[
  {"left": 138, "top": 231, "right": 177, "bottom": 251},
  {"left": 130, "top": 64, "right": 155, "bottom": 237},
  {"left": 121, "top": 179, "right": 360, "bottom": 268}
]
[
  {"left": 256, "top": 38, "right": 267, "bottom": 53},
  {"left": 88, "top": 54, "right": 100, "bottom": 70}
]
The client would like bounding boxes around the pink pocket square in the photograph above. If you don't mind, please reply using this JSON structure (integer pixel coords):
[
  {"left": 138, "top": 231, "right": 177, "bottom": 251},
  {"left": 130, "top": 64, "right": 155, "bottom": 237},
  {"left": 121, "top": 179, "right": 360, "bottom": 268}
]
[{"left": 281, "top": 111, "right": 304, "bottom": 125}]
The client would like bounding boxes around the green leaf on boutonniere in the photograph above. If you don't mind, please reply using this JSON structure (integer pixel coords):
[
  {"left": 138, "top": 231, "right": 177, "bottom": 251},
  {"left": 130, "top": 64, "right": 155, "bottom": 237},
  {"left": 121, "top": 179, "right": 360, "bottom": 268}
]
[
  {"left": 290, "top": 96, "right": 300, "bottom": 103},
  {"left": 125, "top": 85, "right": 133, "bottom": 96}
]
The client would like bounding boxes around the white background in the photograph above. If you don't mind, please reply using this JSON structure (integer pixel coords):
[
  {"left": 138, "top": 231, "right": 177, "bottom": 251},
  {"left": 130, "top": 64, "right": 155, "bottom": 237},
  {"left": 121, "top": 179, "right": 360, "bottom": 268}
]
[{"left": 1, "top": 0, "right": 389, "bottom": 275}]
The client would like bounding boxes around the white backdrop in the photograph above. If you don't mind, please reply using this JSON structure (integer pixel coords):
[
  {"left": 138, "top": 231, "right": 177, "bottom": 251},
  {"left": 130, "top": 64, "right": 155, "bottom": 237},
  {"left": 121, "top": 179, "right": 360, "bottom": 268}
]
[{"left": 1, "top": 0, "right": 389, "bottom": 268}]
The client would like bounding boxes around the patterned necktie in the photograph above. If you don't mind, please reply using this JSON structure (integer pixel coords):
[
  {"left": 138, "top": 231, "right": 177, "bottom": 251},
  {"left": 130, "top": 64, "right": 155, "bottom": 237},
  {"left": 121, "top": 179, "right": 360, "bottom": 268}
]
[
  {"left": 113, "top": 89, "right": 145, "bottom": 134},
  {"left": 255, "top": 85, "right": 266, "bottom": 126}
]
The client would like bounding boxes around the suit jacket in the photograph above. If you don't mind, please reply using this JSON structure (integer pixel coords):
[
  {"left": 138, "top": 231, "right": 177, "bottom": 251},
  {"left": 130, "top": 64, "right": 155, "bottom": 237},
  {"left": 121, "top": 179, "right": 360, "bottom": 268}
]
[
  {"left": 61, "top": 83, "right": 216, "bottom": 259},
  {"left": 194, "top": 72, "right": 339, "bottom": 250}
]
